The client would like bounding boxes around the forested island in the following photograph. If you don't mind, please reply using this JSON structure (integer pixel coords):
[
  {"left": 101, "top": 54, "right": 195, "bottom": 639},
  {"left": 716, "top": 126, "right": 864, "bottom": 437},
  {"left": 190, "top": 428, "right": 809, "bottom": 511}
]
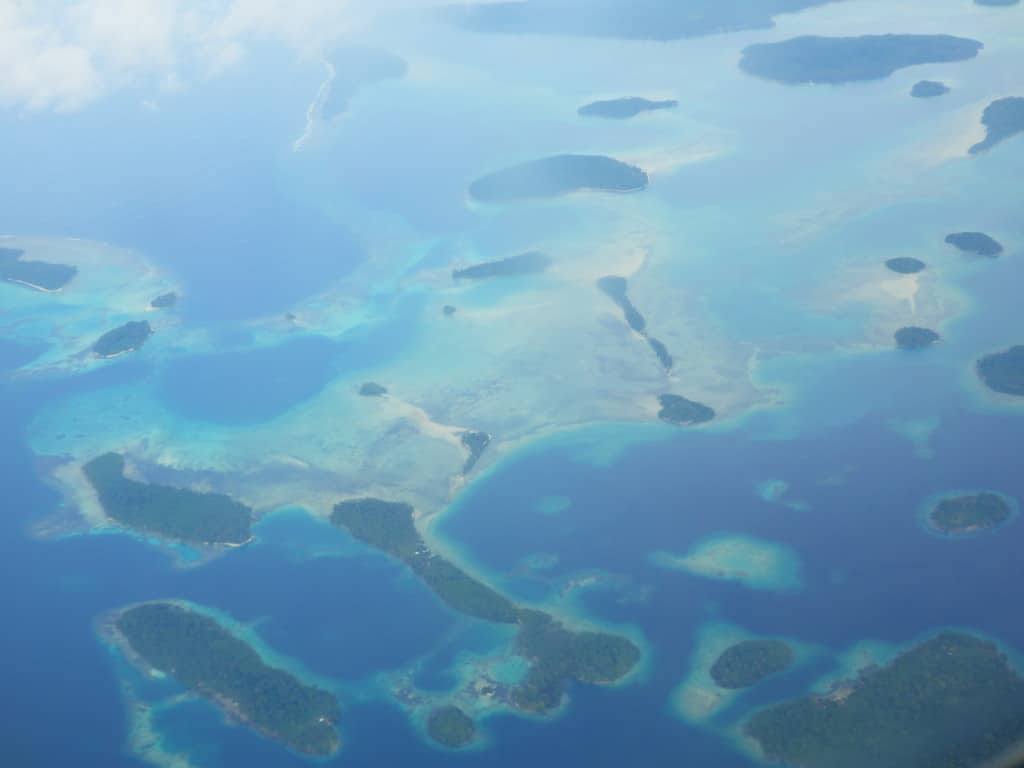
[
  {"left": 92, "top": 321, "right": 152, "bottom": 358},
  {"left": 150, "top": 292, "right": 177, "bottom": 309},
  {"left": 83, "top": 453, "right": 252, "bottom": 545},
  {"left": 452, "top": 251, "right": 551, "bottom": 280},
  {"left": 449, "top": 0, "right": 846, "bottom": 43},
  {"left": 910, "top": 80, "right": 949, "bottom": 98},
  {"left": 885, "top": 257, "right": 926, "bottom": 274},
  {"left": 0, "top": 247, "right": 77, "bottom": 292},
  {"left": 739, "top": 35, "right": 983, "bottom": 84},
  {"left": 658, "top": 394, "right": 715, "bottom": 426},
  {"left": 928, "top": 492, "right": 1013, "bottom": 535},
  {"left": 359, "top": 382, "right": 388, "bottom": 397},
  {"left": 945, "top": 231, "right": 1003, "bottom": 257},
  {"left": 745, "top": 632, "right": 1024, "bottom": 768},
  {"left": 330, "top": 498, "right": 641, "bottom": 713},
  {"left": 977, "top": 346, "right": 1024, "bottom": 396},
  {"left": 469, "top": 155, "right": 648, "bottom": 203},
  {"left": 426, "top": 706, "right": 476, "bottom": 748},
  {"left": 113, "top": 602, "right": 340, "bottom": 755},
  {"left": 710, "top": 639, "right": 795, "bottom": 689},
  {"left": 597, "top": 276, "right": 674, "bottom": 371},
  {"left": 460, "top": 431, "right": 491, "bottom": 474},
  {"left": 578, "top": 97, "right": 678, "bottom": 119},
  {"left": 969, "top": 96, "right": 1024, "bottom": 154},
  {"left": 895, "top": 327, "right": 940, "bottom": 350}
]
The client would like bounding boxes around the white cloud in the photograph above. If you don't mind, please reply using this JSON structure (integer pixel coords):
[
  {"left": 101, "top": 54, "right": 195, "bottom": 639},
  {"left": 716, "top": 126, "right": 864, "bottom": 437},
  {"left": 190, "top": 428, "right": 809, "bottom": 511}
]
[{"left": 0, "top": 0, "right": 449, "bottom": 113}]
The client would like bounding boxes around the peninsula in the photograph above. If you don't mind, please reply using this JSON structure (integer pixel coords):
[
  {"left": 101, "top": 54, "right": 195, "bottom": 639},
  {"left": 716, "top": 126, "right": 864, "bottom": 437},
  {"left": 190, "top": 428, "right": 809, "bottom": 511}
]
[
  {"left": 710, "top": 639, "right": 795, "bottom": 689},
  {"left": 83, "top": 453, "right": 252, "bottom": 545},
  {"left": 92, "top": 321, "right": 152, "bottom": 358},
  {"left": 452, "top": 251, "right": 551, "bottom": 280},
  {"left": 745, "top": 632, "right": 1024, "bottom": 768},
  {"left": 739, "top": 35, "right": 983, "bottom": 84},
  {"left": 469, "top": 155, "right": 648, "bottom": 203},
  {"left": 112, "top": 601, "right": 340, "bottom": 755},
  {"left": 969, "top": 96, "right": 1024, "bottom": 154},
  {"left": 578, "top": 97, "right": 678, "bottom": 119},
  {"left": 928, "top": 492, "right": 1013, "bottom": 535},
  {"left": 977, "top": 346, "right": 1024, "bottom": 396},
  {"left": 330, "top": 498, "right": 640, "bottom": 713},
  {"left": 0, "top": 247, "right": 77, "bottom": 292}
]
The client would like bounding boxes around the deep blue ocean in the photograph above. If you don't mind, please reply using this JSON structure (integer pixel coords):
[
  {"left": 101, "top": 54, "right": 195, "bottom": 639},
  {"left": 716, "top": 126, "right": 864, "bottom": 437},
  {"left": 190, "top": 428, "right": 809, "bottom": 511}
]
[{"left": 2, "top": 5, "right": 1024, "bottom": 767}]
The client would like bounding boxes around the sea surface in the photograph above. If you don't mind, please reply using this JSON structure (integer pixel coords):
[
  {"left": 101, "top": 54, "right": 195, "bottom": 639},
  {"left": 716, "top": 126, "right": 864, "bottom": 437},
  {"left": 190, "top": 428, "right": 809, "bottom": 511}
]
[{"left": 2, "top": 1, "right": 1023, "bottom": 766}]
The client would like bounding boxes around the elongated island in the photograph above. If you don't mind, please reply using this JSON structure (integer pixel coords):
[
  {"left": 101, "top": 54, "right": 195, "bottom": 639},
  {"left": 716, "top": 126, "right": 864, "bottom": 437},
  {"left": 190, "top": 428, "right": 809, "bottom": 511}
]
[
  {"left": 83, "top": 453, "right": 253, "bottom": 545},
  {"left": 710, "top": 639, "right": 794, "bottom": 689},
  {"left": 108, "top": 601, "right": 341, "bottom": 756},
  {"left": 331, "top": 499, "right": 641, "bottom": 717},
  {"left": 453, "top": 251, "right": 551, "bottom": 280},
  {"left": 92, "top": 321, "right": 153, "bottom": 358},
  {"left": 926, "top": 492, "right": 1015, "bottom": 535},
  {"left": 469, "top": 155, "right": 648, "bottom": 203},
  {"left": 1, "top": 247, "right": 78, "bottom": 292}
]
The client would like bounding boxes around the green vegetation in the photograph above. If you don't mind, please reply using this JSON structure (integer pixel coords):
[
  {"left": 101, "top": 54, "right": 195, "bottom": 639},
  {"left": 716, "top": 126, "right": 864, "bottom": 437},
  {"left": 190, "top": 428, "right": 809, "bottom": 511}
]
[
  {"left": 511, "top": 609, "right": 641, "bottom": 712},
  {"left": 895, "top": 327, "right": 940, "bottom": 350},
  {"left": 116, "top": 602, "right": 340, "bottom": 755},
  {"left": 83, "top": 453, "right": 252, "bottom": 544},
  {"left": 745, "top": 632, "right": 1024, "bottom": 768},
  {"left": 945, "top": 231, "right": 1003, "bottom": 257},
  {"left": 658, "top": 394, "right": 715, "bottom": 425},
  {"left": 970, "top": 97, "right": 1024, "bottom": 154},
  {"left": 978, "top": 346, "right": 1024, "bottom": 396},
  {"left": 469, "top": 155, "right": 648, "bottom": 203},
  {"left": 330, "top": 499, "right": 641, "bottom": 713},
  {"left": 150, "top": 292, "right": 177, "bottom": 309},
  {"left": 885, "top": 257, "right": 926, "bottom": 274},
  {"left": 426, "top": 706, "right": 476, "bottom": 748},
  {"left": 453, "top": 251, "right": 551, "bottom": 280},
  {"left": 0, "top": 247, "right": 77, "bottom": 291},
  {"left": 460, "top": 430, "right": 491, "bottom": 474},
  {"left": 92, "top": 321, "right": 152, "bottom": 358},
  {"left": 331, "top": 498, "right": 519, "bottom": 623},
  {"left": 597, "top": 276, "right": 674, "bottom": 371},
  {"left": 578, "top": 97, "right": 678, "bottom": 119},
  {"left": 930, "top": 493, "right": 1013, "bottom": 534},
  {"left": 740, "top": 35, "right": 983, "bottom": 84},
  {"left": 359, "top": 382, "right": 388, "bottom": 397},
  {"left": 910, "top": 80, "right": 949, "bottom": 98},
  {"left": 710, "top": 639, "right": 794, "bottom": 689}
]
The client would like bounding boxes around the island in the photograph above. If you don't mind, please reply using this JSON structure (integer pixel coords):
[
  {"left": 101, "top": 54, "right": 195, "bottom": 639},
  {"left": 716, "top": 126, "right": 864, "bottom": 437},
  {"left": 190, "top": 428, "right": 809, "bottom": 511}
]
[
  {"left": 452, "top": 251, "right": 552, "bottom": 280},
  {"left": 0, "top": 247, "right": 77, "bottom": 292},
  {"left": 977, "top": 346, "right": 1024, "bottom": 396},
  {"left": 469, "top": 155, "right": 648, "bottom": 203},
  {"left": 895, "top": 326, "right": 940, "bottom": 350},
  {"left": 910, "top": 80, "right": 949, "bottom": 98},
  {"left": 443, "top": 305, "right": 457, "bottom": 317},
  {"left": 426, "top": 706, "right": 476, "bottom": 748},
  {"left": 150, "top": 292, "right": 178, "bottom": 309},
  {"left": 658, "top": 394, "right": 715, "bottom": 425},
  {"left": 928, "top": 492, "right": 1013, "bottom": 535},
  {"left": 111, "top": 601, "right": 340, "bottom": 755},
  {"left": 92, "top": 321, "right": 153, "bottom": 358},
  {"left": 945, "top": 231, "right": 1003, "bottom": 257},
  {"left": 885, "top": 257, "right": 926, "bottom": 274},
  {"left": 976, "top": 0, "right": 1020, "bottom": 5},
  {"left": 739, "top": 35, "right": 983, "bottom": 84},
  {"left": 745, "top": 632, "right": 1024, "bottom": 768},
  {"left": 321, "top": 47, "right": 407, "bottom": 121},
  {"left": 969, "top": 96, "right": 1024, "bottom": 155},
  {"left": 597, "top": 276, "right": 674, "bottom": 371},
  {"left": 449, "top": 0, "right": 848, "bottom": 43},
  {"left": 578, "top": 97, "right": 678, "bottom": 119},
  {"left": 709, "top": 639, "right": 795, "bottom": 689},
  {"left": 460, "top": 431, "right": 491, "bottom": 474},
  {"left": 359, "top": 382, "right": 388, "bottom": 397},
  {"left": 330, "top": 499, "right": 641, "bottom": 714},
  {"left": 83, "top": 453, "right": 253, "bottom": 545}
]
